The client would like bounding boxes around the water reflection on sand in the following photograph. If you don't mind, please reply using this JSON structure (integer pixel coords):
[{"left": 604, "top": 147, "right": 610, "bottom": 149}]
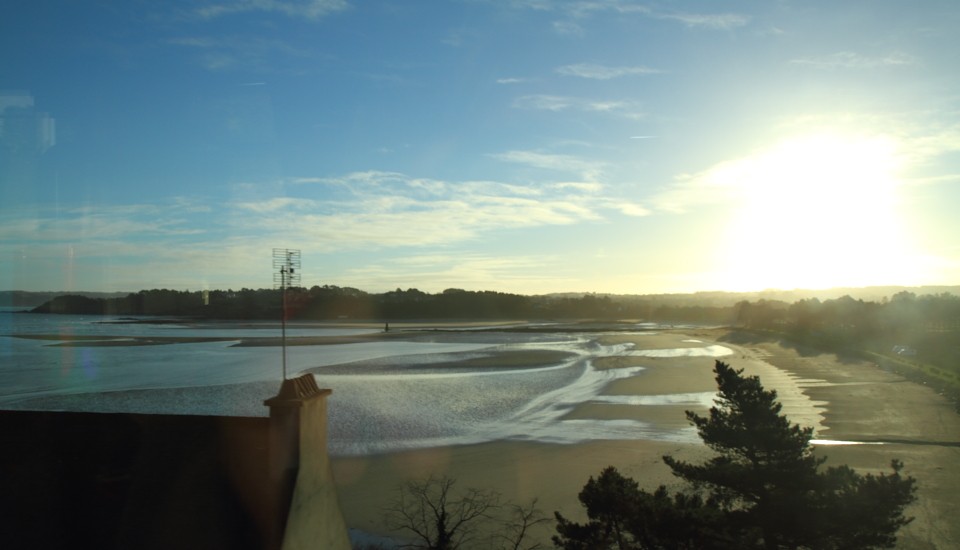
[{"left": 1, "top": 315, "right": 744, "bottom": 455}]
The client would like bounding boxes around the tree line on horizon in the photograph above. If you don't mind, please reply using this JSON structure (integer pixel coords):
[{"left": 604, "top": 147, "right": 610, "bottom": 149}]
[
  {"left": 28, "top": 285, "right": 744, "bottom": 322},
  {"left": 25, "top": 285, "right": 960, "bottom": 331}
]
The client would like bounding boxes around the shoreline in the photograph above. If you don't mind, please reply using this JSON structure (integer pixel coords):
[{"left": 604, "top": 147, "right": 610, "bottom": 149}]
[{"left": 3, "top": 318, "right": 665, "bottom": 348}]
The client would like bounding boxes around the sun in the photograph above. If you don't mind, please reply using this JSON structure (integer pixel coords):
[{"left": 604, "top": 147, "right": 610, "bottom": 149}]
[{"left": 711, "top": 131, "right": 921, "bottom": 291}]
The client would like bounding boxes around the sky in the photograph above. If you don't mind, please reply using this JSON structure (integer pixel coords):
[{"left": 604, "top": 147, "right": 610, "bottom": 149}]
[{"left": 2, "top": 0, "right": 959, "bottom": 295}]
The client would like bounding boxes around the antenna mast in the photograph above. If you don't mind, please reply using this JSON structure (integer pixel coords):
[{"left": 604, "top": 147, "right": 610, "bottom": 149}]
[{"left": 273, "top": 248, "right": 301, "bottom": 380}]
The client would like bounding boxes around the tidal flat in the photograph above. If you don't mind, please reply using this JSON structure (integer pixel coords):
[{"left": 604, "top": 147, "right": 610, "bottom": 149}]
[
  {"left": 2, "top": 316, "right": 957, "bottom": 547},
  {"left": 330, "top": 327, "right": 960, "bottom": 550}
]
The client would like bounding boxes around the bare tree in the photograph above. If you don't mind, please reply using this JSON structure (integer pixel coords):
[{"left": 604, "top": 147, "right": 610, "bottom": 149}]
[
  {"left": 497, "top": 498, "right": 550, "bottom": 550},
  {"left": 384, "top": 475, "right": 500, "bottom": 550}
]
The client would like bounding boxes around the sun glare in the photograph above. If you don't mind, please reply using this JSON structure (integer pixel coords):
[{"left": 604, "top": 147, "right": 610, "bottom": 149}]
[{"left": 712, "top": 131, "right": 922, "bottom": 291}]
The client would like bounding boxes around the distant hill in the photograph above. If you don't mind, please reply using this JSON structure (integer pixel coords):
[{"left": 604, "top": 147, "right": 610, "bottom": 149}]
[
  {"left": 545, "top": 286, "right": 960, "bottom": 307},
  {"left": 7, "top": 286, "right": 959, "bottom": 313},
  {"left": 0, "top": 290, "right": 130, "bottom": 308},
  {"left": 14, "top": 285, "right": 960, "bottom": 321}
]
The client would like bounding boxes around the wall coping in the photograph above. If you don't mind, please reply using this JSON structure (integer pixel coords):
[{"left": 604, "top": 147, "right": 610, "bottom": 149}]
[{"left": 263, "top": 374, "right": 332, "bottom": 408}]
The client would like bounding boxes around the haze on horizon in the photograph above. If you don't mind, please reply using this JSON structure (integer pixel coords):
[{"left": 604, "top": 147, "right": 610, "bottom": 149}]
[{"left": 2, "top": 1, "right": 959, "bottom": 296}]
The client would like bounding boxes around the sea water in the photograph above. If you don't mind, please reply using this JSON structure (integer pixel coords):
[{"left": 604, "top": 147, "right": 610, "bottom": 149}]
[{"left": 0, "top": 310, "right": 733, "bottom": 456}]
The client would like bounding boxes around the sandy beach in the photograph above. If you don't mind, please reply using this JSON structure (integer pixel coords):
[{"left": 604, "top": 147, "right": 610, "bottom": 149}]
[{"left": 331, "top": 328, "right": 960, "bottom": 549}]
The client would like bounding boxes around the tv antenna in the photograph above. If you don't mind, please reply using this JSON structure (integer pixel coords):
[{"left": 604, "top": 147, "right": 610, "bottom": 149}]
[{"left": 273, "top": 248, "right": 301, "bottom": 380}]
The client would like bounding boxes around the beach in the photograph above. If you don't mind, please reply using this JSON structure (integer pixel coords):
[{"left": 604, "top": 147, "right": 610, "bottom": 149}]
[{"left": 331, "top": 328, "right": 960, "bottom": 549}]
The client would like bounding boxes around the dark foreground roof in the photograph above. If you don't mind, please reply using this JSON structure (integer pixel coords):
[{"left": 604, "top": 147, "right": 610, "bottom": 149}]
[{"left": 0, "top": 410, "right": 271, "bottom": 550}]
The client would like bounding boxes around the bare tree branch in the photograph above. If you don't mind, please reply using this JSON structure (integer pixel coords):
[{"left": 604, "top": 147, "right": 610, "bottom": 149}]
[
  {"left": 498, "top": 498, "right": 550, "bottom": 550},
  {"left": 383, "top": 474, "right": 501, "bottom": 550}
]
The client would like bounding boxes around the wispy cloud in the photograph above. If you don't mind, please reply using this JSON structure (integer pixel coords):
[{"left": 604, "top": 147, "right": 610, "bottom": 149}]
[
  {"left": 442, "top": 28, "right": 481, "bottom": 47},
  {"left": 230, "top": 197, "right": 320, "bottom": 213},
  {"left": 2, "top": 168, "right": 648, "bottom": 290},
  {"left": 561, "top": 1, "right": 651, "bottom": 18},
  {"left": 600, "top": 199, "right": 650, "bottom": 217},
  {"left": 651, "top": 163, "right": 746, "bottom": 214},
  {"left": 241, "top": 168, "right": 648, "bottom": 250},
  {"left": 496, "top": 77, "right": 532, "bottom": 84},
  {"left": 512, "top": 94, "right": 645, "bottom": 119},
  {"left": 551, "top": 181, "right": 603, "bottom": 193},
  {"left": 168, "top": 36, "right": 320, "bottom": 72},
  {"left": 497, "top": 1, "right": 746, "bottom": 33},
  {"left": 504, "top": 0, "right": 554, "bottom": 11},
  {"left": 231, "top": 173, "right": 611, "bottom": 251},
  {"left": 790, "top": 51, "right": 916, "bottom": 69},
  {"left": 490, "top": 150, "right": 606, "bottom": 181},
  {"left": 556, "top": 63, "right": 660, "bottom": 79},
  {"left": 657, "top": 12, "right": 750, "bottom": 30},
  {"left": 196, "top": 0, "right": 349, "bottom": 21},
  {"left": 512, "top": 95, "right": 573, "bottom": 111},
  {"left": 0, "top": 203, "right": 206, "bottom": 244},
  {"left": 890, "top": 122, "right": 960, "bottom": 171},
  {"left": 552, "top": 20, "right": 583, "bottom": 35}
]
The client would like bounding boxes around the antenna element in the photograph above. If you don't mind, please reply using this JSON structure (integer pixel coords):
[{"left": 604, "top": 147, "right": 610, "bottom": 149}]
[{"left": 273, "top": 248, "right": 301, "bottom": 380}]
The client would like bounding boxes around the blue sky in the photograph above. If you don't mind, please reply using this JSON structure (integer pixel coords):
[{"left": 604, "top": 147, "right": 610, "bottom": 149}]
[{"left": 2, "top": 0, "right": 959, "bottom": 294}]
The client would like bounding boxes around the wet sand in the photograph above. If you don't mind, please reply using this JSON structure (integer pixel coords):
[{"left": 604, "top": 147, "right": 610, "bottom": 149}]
[
  {"left": 718, "top": 330, "right": 960, "bottom": 550},
  {"left": 331, "top": 328, "right": 960, "bottom": 549}
]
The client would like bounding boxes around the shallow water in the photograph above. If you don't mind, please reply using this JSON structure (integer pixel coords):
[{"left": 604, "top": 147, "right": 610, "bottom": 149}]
[{"left": 1, "top": 313, "right": 738, "bottom": 456}]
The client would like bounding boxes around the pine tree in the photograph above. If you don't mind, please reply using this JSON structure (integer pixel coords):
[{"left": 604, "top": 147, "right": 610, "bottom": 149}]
[{"left": 554, "top": 360, "right": 917, "bottom": 549}]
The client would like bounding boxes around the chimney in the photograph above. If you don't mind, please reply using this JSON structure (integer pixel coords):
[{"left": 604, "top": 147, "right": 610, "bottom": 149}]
[{"left": 264, "top": 374, "right": 350, "bottom": 550}]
